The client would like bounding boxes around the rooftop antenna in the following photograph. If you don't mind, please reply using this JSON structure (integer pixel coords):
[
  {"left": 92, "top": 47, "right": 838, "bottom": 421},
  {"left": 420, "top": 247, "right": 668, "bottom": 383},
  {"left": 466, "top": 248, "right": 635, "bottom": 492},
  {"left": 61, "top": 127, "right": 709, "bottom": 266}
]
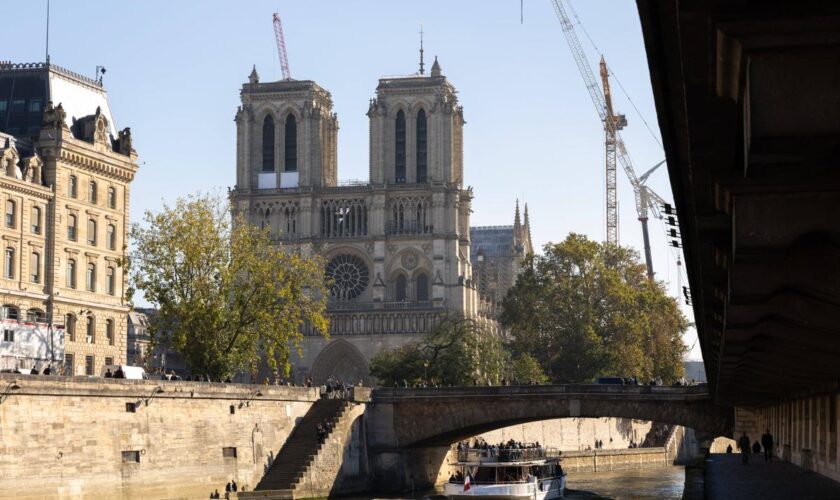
[
  {"left": 419, "top": 23, "right": 425, "bottom": 75},
  {"left": 521, "top": 0, "right": 524, "bottom": 24},
  {"left": 45, "top": 0, "right": 50, "bottom": 63}
]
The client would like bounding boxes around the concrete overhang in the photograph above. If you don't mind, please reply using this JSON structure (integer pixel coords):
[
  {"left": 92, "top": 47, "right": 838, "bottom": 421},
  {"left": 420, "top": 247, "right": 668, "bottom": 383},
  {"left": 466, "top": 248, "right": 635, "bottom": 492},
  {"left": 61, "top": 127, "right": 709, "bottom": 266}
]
[{"left": 636, "top": 0, "right": 840, "bottom": 405}]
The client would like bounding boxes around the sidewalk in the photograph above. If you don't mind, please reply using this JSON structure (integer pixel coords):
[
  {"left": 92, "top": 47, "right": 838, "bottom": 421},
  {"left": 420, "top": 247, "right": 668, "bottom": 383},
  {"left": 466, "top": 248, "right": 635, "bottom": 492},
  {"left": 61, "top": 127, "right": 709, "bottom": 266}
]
[{"left": 706, "top": 453, "right": 840, "bottom": 499}]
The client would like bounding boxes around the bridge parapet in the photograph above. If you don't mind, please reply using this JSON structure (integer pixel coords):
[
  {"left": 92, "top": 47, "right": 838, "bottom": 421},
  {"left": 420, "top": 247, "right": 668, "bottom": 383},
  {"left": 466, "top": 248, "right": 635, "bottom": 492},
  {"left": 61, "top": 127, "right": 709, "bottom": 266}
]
[{"left": 372, "top": 384, "right": 711, "bottom": 403}]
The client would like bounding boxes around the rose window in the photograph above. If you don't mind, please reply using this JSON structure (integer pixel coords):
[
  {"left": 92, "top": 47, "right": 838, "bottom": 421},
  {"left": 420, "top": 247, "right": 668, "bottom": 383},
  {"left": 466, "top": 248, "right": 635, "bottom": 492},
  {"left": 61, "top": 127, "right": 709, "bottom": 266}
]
[{"left": 325, "top": 254, "right": 369, "bottom": 300}]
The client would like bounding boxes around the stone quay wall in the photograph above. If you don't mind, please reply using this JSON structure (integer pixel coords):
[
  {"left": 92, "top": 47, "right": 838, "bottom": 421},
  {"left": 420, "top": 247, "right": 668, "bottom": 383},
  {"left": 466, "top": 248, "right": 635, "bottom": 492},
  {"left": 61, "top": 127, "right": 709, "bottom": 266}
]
[{"left": 0, "top": 374, "right": 318, "bottom": 499}]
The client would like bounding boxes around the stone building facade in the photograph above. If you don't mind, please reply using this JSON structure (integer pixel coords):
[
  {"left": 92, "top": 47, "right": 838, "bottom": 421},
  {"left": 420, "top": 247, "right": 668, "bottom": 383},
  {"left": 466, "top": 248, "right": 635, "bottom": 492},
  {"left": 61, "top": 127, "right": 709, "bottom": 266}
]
[
  {"left": 230, "top": 57, "right": 496, "bottom": 384},
  {"left": 0, "top": 62, "right": 138, "bottom": 375}
]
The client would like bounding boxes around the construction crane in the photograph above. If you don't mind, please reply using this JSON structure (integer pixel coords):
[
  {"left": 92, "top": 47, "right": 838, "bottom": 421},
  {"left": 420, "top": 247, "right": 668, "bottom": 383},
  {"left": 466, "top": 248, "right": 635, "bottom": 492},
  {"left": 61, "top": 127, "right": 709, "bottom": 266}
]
[
  {"left": 550, "top": 0, "right": 669, "bottom": 279},
  {"left": 272, "top": 13, "right": 291, "bottom": 80}
]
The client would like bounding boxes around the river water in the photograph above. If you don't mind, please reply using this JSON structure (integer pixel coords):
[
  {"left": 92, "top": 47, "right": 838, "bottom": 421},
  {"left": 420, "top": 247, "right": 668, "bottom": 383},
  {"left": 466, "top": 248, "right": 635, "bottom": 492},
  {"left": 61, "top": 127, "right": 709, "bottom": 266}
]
[{"left": 357, "top": 465, "right": 685, "bottom": 499}]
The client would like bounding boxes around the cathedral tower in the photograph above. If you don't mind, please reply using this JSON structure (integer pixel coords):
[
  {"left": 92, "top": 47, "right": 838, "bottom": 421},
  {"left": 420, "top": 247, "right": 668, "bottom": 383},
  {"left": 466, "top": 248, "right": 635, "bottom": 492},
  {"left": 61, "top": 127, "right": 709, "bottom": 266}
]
[
  {"left": 235, "top": 67, "right": 338, "bottom": 191},
  {"left": 367, "top": 57, "right": 464, "bottom": 185}
]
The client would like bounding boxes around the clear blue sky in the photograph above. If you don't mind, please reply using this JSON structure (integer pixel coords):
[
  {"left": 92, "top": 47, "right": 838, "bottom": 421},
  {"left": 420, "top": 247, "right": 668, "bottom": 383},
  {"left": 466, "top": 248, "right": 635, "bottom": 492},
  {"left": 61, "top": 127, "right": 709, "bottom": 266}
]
[{"left": 3, "top": 0, "right": 700, "bottom": 360}]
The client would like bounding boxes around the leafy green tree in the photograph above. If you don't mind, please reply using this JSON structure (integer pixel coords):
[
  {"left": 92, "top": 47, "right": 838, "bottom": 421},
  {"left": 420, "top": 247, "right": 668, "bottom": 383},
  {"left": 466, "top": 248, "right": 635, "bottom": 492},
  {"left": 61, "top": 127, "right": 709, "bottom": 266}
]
[
  {"left": 501, "top": 233, "right": 687, "bottom": 384},
  {"left": 508, "top": 353, "right": 548, "bottom": 384},
  {"left": 370, "top": 316, "right": 507, "bottom": 386},
  {"left": 129, "top": 194, "right": 329, "bottom": 379}
]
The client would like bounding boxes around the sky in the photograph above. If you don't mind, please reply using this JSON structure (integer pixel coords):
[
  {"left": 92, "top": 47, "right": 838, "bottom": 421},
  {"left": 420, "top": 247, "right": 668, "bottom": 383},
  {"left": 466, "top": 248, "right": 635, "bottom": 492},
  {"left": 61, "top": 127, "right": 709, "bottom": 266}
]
[{"left": 3, "top": 0, "right": 701, "bottom": 360}]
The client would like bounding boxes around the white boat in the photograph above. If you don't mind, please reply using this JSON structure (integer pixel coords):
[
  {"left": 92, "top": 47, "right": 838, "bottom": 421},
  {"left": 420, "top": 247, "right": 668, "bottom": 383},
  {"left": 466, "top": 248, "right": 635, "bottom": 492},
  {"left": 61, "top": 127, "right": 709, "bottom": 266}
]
[{"left": 443, "top": 445, "right": 566, "bottom": 499}]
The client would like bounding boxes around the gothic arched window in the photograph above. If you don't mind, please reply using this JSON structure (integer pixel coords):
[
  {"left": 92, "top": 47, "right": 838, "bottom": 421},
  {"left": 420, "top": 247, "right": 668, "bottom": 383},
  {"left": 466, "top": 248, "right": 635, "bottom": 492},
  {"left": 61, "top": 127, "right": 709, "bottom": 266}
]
[
  {"left": 416, "top": 272, "right": 429, "bottom": 302},
  {"left": 395, "top": 274, "right": 407, "bottom": 302},
  {"left": 262, "top": 115, "right": 275, "bottom": 172},
  {"left": 284, "top": 114, "right": 297, "bottom": 172},
  {"left": 416, "top": 109, "right": 427, "bottom": 182},
  {"left": 395, "top": 110, "right": 406, "bottom": 183}
]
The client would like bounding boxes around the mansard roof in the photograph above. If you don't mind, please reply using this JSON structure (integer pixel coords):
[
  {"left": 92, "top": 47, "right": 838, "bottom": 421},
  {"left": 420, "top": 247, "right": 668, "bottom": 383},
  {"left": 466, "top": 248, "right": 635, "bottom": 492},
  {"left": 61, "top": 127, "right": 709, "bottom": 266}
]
[{"left": 0, "top": 61, "right": 117, "bottom": 140}]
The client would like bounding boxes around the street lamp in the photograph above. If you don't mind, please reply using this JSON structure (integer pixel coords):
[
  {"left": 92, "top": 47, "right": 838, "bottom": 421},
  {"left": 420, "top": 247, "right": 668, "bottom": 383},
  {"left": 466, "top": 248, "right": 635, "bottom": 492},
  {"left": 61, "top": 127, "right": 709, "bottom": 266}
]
[{"left": 423, "top": 361, "right": 429, "bottom": 385}]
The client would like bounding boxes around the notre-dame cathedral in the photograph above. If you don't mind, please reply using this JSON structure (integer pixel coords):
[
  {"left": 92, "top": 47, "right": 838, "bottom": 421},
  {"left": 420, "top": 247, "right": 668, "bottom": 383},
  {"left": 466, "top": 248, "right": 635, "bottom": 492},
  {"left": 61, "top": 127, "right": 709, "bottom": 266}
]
[{"left": 230, "top": 54, "right": 531, "bottom": 384}]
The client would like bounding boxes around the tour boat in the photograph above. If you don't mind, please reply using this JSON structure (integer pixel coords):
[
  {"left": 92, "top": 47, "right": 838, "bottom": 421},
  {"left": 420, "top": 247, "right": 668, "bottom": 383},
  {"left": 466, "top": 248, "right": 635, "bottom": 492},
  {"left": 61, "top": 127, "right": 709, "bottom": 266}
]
[{"left": 443, "top": 446, "right": 566, "bottom": 499}]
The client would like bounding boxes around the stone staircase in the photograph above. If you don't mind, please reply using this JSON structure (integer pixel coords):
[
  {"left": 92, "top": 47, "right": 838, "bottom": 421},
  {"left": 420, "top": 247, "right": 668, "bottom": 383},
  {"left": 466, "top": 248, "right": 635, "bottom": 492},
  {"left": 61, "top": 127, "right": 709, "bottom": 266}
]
[{"left": 253, "top": 398, "right": 350, "bottom": 495}]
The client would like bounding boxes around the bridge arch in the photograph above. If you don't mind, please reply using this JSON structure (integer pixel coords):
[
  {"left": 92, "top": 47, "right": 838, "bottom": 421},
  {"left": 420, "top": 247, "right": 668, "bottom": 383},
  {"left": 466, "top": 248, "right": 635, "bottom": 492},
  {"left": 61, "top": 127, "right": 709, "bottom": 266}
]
[{"left": 370, "top": 385, "right": 733, "bottom": 448}]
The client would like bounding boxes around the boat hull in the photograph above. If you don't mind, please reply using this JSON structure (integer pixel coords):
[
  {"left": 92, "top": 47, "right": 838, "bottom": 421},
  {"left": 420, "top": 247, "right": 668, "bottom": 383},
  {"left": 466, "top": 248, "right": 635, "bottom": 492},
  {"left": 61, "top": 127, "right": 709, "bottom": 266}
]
[{"left": 444, "top": 476, "right": 565, "bottom": 500}]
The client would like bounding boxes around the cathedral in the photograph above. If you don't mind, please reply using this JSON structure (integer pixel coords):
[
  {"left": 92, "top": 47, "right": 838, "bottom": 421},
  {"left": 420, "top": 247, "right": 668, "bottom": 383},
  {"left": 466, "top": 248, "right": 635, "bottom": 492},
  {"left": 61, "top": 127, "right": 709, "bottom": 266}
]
[{"left": 230, "top": 54, "right": 531, "bottom": 384}]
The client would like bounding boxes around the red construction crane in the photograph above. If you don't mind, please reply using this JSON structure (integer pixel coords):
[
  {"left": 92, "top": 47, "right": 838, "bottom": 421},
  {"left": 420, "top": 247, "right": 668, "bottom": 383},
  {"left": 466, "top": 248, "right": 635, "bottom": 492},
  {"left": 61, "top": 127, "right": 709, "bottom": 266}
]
[{"left": 273, "top": 13, "right": 291, "bottom": 80}]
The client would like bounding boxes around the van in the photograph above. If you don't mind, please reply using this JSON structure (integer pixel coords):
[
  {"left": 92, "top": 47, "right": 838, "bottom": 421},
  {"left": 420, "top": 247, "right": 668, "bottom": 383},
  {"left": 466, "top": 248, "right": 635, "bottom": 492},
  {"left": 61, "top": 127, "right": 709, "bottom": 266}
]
[
  {"left": 101, "top": 365, "right": 148, "bottom": 380},
  {"left": 595, "top": 376, "right": 626, "bottom": 385}
]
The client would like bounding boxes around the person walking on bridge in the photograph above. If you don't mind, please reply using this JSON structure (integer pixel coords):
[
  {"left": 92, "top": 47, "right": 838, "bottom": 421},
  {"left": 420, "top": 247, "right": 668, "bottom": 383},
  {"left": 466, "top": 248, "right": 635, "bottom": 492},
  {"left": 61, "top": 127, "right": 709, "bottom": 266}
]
[
  {"left": 762, "top": 429, "right": 774, "bottom": 462},
  {"left": 738, "top": 432, "right": 751, "bottom": 465}
]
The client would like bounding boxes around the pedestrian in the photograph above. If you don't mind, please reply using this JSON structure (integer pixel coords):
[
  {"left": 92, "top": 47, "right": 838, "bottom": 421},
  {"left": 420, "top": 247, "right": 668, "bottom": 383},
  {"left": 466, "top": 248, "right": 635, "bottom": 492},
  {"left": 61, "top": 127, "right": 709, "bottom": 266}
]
[
  {"left": 738, "top": 432, "right": 751, "bottom": 464},
  {"left": 761, "top": 428, "right": 774, "bottom": 462},
  {"left": 30, "top": 366, "right": 39, "bottom": 375},
  {"left": 114, "top": 366, "right": 125, "bottom": 379},
  {"left": 726, "top": 444, "right": 733, "bottom": 454},
  {"left": 752, "top": 440, "right": 761, "bottom": 454},
  {"left": 104, "top": 368, "right": 113, "bottom": 378},
  {"left": 231, "top": 480, "right": 237, "bottom": 492},
  {"left": 42, "top": 365, "right": 51, "bottom": 375}
]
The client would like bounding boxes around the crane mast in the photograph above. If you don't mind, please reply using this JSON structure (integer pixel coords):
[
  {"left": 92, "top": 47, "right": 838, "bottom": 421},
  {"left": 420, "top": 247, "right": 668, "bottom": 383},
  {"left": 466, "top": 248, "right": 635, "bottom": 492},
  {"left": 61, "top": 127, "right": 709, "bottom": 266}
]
[
  {"left": 273, "top": 13, "right": 291, "bottom": 80},
  {"left": 550, "top": 0, "right": 668, "bottom": 279}
]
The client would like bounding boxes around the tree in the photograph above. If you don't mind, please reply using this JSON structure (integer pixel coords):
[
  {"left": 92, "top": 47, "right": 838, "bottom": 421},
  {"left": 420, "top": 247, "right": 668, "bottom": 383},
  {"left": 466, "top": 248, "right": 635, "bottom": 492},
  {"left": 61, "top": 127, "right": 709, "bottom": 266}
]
[
  {"left": 129, "top": 194, "right": 329, "bottom": 379},
  {"left": 508, "top": 353, "right": 548, "bottom": 384},
  {"left": 501, "top": 233, "right": 687, "bottom": 384},
  {"left": 369, "top": 316, "right": 507, "bottom": 387}
]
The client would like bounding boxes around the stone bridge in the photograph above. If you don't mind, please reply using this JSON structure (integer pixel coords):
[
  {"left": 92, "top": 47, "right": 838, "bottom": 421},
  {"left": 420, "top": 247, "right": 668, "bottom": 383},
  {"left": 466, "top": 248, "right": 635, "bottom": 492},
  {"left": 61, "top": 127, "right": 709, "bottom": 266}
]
[{"left": 365, "top": 384, "right": 733, "bottom": 491}]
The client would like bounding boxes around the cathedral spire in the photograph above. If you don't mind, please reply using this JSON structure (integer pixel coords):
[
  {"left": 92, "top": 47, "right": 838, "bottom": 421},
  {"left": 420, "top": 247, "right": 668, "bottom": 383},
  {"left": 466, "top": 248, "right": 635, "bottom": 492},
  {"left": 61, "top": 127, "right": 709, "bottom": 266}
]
[
  {"left": 418, "top": 23, "right": 425, "bottom": 75},
  {"left": 524, "top": 202, "right": 533, "bottom": 253},
  {"left": 514, "top": 199, "right": 522, "bottom": 234}
]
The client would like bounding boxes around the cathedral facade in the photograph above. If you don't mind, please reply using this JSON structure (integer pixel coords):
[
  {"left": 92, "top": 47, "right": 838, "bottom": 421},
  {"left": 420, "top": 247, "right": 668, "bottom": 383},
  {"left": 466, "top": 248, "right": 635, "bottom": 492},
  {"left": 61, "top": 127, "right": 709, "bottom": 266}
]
[{"left": 230, "top": 57, "right": 522, "bottom": 384}]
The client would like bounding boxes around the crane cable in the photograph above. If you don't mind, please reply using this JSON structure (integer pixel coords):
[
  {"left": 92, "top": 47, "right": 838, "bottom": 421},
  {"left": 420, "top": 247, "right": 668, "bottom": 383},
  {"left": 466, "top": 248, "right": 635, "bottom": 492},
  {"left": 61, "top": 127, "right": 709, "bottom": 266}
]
[{"left": 566, "top": 0, "right": 664, "bottom": 151}]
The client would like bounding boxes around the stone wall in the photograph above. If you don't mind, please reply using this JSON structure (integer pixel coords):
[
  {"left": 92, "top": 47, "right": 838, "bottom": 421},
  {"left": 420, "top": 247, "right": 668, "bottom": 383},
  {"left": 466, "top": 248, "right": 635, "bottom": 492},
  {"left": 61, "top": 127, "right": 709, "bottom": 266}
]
[
  {"left": 0, "top": 374, "right": 317, "bottom": 499},
  {"left": 470, "top": 417, "right": 653, "bottom": 452}
]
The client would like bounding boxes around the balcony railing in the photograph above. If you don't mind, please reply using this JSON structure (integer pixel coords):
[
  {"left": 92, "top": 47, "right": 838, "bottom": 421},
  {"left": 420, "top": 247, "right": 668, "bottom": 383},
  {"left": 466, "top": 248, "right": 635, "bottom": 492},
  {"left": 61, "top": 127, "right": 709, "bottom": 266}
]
[
  {"left": 385, "top": 220, "right": 433, "bottom": 235},
  {"left": 328, "top": 300, "right": 439, "bottom": 312},
  {"left": 456, "top": 447, "right": 561, "bottom": 463}
]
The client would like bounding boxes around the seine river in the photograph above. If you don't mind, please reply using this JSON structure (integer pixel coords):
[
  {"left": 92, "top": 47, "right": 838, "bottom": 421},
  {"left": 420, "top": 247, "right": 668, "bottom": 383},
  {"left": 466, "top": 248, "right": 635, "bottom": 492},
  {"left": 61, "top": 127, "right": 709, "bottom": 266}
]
[{"left": 355, "top": 465, "right": 685, "bottom": 499}]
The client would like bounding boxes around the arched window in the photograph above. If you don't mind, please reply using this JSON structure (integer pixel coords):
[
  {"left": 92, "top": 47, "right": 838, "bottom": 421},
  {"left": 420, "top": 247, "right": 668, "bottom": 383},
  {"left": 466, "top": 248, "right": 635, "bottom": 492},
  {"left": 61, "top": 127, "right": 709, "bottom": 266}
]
[
  {"left": 2, "top": 305, "right": 18, "bottom": 320},
  {"left": 31, "top": 205, "right": 41, "bottom": 234},
  {"left": 86, "top": 316, "right": 95, "bottom": 343},
  {"left": 107, "top": 187, "right": 116, "bottom": 209},
  {"left": 67, "top": 258, "right": 77, "bottom": 288},
  {"left": 67, "top": 214, "right": 77, "bottom": 241},
  {"left": 5, "top": 199, "right": 15, "bottom": 228},
  {"left": 262, "top": 115, "right": 275, "bottom": 172},
  {"left": 106, "top": 224, "right": 116, "bottom": 250},
  {"left": 88, "top": 181, "right": 97, "bottom": 203},
  {"left": 105, "top": 319, "right": 114, "bottom": 345},
  {"left": 86, "top": 262, "right": 96, "bottom": 292},
  {"left": 416, "top": 109, "right": 427, "bottom": 182},
  {"left": 68, "top": 175, "right": 77, "bottom": 198},
  {"left": 26, "top": 309, "right": 46, "bottom": 323},
  {"left": 395, "top": 274, "right": 407, "bottom": 302},
  {"left": 395, "top": 110, "right": 406, "bottom": 183},
  {"left": 416, "top": 272, "right": 429, "bottom": 302},
  {"left": 106, "top": 266, "right": 115, "bottom": 295},
  {"left": 87, "top": 219, "right": 97, "bottom": 246},
  {"left": 4, "top": 247, "right": 14, "bottom": 279},
  {"left": 30, "top": 251, "right": 40, "bottom": 283},
  {"left": 65, "top": 313, "right": 76, "bottom": 342},
  {"left": 284, "top": 114, "right": 297, "bottom": 172}
]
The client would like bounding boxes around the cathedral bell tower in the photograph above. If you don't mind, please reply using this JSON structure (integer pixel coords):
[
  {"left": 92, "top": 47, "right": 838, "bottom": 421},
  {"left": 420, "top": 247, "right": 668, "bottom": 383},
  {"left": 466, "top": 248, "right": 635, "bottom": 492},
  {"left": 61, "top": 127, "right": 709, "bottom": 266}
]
[
  {"left": 366, "top": 56, "right": 464, "bottom": 186},
  {"left": 235, "top": 66, "right": 338, "bottom": 190}
]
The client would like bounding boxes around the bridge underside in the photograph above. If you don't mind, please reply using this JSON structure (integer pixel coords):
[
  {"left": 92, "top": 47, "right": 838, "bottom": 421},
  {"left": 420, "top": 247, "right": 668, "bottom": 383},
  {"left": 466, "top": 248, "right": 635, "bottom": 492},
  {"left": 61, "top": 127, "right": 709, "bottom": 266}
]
[{"left": 636, "top": 1, "right": 840, "bottom": 406}]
